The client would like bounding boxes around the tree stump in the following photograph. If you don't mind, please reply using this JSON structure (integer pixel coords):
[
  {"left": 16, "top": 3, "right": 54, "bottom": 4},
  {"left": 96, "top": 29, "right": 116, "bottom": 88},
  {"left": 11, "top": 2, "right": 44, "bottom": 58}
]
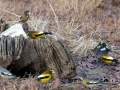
[{"left": 0, "top": 22, "right": 76, "bottom": 79}]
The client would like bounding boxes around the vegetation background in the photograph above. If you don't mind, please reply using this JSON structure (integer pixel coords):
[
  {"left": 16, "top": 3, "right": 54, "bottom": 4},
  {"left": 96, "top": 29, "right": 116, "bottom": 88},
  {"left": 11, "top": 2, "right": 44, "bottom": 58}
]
[{"left": 0, "top": 0, "right": 120, "bottom": 90}]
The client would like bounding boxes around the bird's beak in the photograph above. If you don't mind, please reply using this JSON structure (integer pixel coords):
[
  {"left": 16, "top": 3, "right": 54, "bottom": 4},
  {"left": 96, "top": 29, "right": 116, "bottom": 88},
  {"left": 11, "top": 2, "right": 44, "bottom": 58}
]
[
  {"left": 28, "top": 12, "right": 30, "bottom": 15},
  {"left": 51, "top": 70, "right": 55, "bottom": 73},
  {"left": 80, "top": 77, "right": 82, "bottom": 80},
  {"left": 52, "top": 70, "right": 55, "bottom": 73},
  {"left": 99, "top": 38, "right": 101, "bottom": 41}
]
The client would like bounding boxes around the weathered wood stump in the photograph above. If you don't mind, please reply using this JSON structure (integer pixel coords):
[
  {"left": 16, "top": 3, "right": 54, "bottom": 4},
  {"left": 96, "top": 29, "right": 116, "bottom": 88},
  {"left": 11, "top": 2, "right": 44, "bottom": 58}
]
[{"left": 0, "top": 20, "right": 76, "bottom": 79}]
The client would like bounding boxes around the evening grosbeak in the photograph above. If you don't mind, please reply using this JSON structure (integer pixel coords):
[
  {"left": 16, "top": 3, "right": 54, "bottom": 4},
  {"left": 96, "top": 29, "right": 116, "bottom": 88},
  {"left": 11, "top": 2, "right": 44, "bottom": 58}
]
[
  {"left": 19, "top": 10, "right": 30, "bottom": 23},
  {"left": 37, "top": 69, "right": 55, "bottom": 83},
  {"left": 26, "top": 31, "right": 52, "bottom": 39}
]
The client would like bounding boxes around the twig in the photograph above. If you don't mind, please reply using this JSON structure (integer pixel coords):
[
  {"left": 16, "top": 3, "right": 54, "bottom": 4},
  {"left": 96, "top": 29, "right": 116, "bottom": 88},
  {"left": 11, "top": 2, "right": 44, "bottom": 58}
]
[
  {"left": 0, "top": 8, "right": 20, "bottom": 17},
  {"left": 47, "top": 0, "right": 60, "bottom": 30}
]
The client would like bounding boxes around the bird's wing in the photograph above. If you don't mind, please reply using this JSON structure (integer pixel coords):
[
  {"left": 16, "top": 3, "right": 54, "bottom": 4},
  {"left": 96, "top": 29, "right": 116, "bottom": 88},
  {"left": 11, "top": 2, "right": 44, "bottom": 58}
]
[
  {"left": 37, "top": 74, "right": 50, "bottom": 79},
  {"left": 35, "top": 33, "right": 45, "bottom": 37},
  {"left": 20, "top": 14, "right": 24, "bottom": 21},
  {"left": 87, "top": 80, "right": 100, "bottom": 84},
  {"left": 1, "top": 71, "right": 13, "bottom": 76},
  {"left": 0, "top": 66, "right": 16, "bottom": 78},
  {"left": 101, "top": 55, "right": 113, "bottom": 60},
  {"left": 93, "top": 43, "right": 111, "bottom": 57}
]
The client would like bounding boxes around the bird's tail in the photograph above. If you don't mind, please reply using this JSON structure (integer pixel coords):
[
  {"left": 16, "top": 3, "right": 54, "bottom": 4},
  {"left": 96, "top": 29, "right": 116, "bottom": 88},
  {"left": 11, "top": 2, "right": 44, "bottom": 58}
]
[
  {"left": 44, "top": 32, "right": 52, "bottom": 35},
  {"left": 117, "top": 62, "right": 120, "bottom": 64},
  {"left": 112, "top": 50, "right": 119, "bottom": 55},
  {"left": 97, "top": 82, "right": 106, "bottom": 86}
]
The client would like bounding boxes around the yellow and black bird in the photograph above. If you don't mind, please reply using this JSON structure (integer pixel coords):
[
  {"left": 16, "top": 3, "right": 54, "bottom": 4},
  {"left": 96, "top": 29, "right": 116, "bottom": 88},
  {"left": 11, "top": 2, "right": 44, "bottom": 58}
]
[
  {"left": 37, "top": 69, "right": 55, "bottom": 83},
  {"left": 26, "top": 31, "right": 52, "bottom": 39},
  {"left": 80, "top": 76, "right": 104, "bottom": 89},
  {"left": 93, "top": 37, "right": 112, "bottom": 58},
  {"left": 100, "top": 55, "right": 120, "bottom": 65},
  {"left": 19, "top": 10, "right": 30, "bottom": 23}
]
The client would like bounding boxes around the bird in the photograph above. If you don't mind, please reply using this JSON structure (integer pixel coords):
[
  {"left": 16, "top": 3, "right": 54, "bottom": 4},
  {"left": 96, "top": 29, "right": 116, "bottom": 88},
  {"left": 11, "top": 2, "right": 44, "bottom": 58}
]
[
  {"left": 26, "top": 31, "right": 52, "bottom": 39},
  {"left": 3, "top": 24, "right": 9, "bottom": 31},
  {"left": 19, "top": 10, "right": 30, "bottom": 23},
  {"left": 0, "top": 66, "right": 16, "bottom": 78},
  {"left": 93, "top": 37, "right": 112, "bottom": 58},
  {"left": 0, "top": 19, "right": 8, "bottom": 32},
  {"left": 80, "top": 76, "right": 105, "bottom": 89},
  {"left": 37, "top": 69, "right": 55, "bottom": 83},
  {"left": 0, "top": 18, "right": 9, "bottom": 31},
  {"left": 100, "top": 55, "right": 120, "bottom": 65}
]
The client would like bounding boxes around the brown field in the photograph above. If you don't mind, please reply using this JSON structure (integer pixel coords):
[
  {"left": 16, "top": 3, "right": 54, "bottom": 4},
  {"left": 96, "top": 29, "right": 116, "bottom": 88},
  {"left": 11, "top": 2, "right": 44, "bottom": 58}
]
[{"left": 0, "top": 0, "right": 120, "bottom": 90}]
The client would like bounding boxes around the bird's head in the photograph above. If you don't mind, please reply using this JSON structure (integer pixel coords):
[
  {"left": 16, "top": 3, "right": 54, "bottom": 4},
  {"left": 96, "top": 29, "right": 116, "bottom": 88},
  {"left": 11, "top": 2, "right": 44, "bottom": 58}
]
[
  {"left": 49, "top": 69, "right": 55, "bottom": 74},
  {"left": 99, "top": 37, "right": 109, "bottom": 43},
  {"left": 101, "top": 55, "right": 114, "bottom": 59},
  {"left": 24, "top": 10, "right": 30, "bottom": 16}
]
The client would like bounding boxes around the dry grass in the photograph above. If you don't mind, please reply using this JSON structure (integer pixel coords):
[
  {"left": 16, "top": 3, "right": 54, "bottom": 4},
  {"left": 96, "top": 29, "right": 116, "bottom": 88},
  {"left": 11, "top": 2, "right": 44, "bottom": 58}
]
[
  {"left": 0, "top": 77, "right": 41, "bottom": 90},
  {"left": 0, "top": 0, "right": 120, "bottom": 90}
]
